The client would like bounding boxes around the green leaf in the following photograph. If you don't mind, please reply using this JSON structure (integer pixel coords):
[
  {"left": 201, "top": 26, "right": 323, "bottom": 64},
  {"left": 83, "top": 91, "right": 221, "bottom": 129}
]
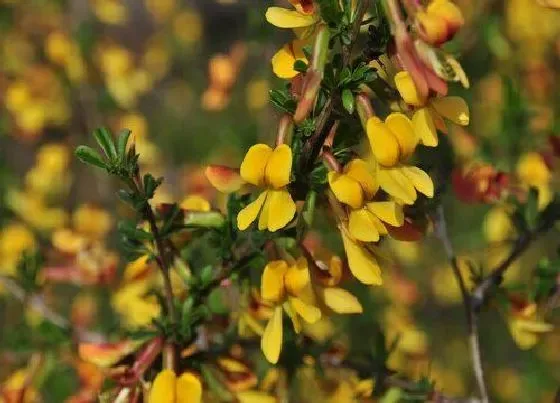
[
  {"left": 208, "top": 288, "right": 228, "bottom": 314},
  {"left": 93, "top": 127, "right": 118, "bottom": 160},
  {"left": 524, "top": 187, "right": 539, "bottom": 230},
  {"left": 199, "top": 265, "right": 213, "bottom": 286},
  {"left": 293, "top": 59, "right": 308, "bottom": 73},
  {"left": 342, "top": 88, "right": 355, "bottom": 114},
  {"left": 144, "top": 174, "right": 163, "bottom": 199},
  {"left": 75, "top": 146, "right": 107, "bottom": 169},
  {"left": 118, "top": 221, "right": 154, "bottom": 242},
  {"left": 116, "top": 129, "right": 132, "bottom": 160}
]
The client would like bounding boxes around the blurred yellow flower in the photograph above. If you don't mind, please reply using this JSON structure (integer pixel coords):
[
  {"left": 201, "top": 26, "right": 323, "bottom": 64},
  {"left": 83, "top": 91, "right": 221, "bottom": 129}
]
[
  {"left": 508, "top": 302, "right": 553, "bottom": 350},
  {"left": 90, "top": 0, "right": 128, "bottom": 25},
  {"left": 145, "top": 0, "right": 176, "bottom": 23},
  {"left": 72, "top": 204, "right": 113, "bottom": 240},
  {"left": 173, "top": 10, "right": 203, "bottom": 45},
  {"left": 516, "top": 152, "right": 552, "bottom": 210},
  {"left": 0, "top": 223, "right": 35, "bottom": 277},
  {"left": 237, "top": 144, "right": 296, "bottom": 232},
  {"left": 246, "top": 79, "right": 270, "bottom": 111}
]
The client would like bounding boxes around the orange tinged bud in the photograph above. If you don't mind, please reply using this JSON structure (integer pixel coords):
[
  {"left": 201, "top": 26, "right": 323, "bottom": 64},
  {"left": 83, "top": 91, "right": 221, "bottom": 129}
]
[
  {"left": 417, "top": 0, "right": 464, "bottom": 46},
  {"left": 205, "top": 165, "right": 244, "bottom": 193}
]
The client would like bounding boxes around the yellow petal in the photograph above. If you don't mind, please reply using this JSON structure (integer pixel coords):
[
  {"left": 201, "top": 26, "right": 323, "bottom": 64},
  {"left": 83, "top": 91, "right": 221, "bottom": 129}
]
[
  {"left": 176, "top": 372, "right": 202, "bottom": 403},
  {"left": 345, "top": 159, "right": 378, "bottom": 199},
  {"left": 430, "top": 96, "right": 469, "bottom": 126},
  {"left": 285, "top": 257, "right": 310, "bottom": 295},
  {"left": 180, "top": 195, "right": 211, "bottom": 212},
  {"left": 401, "top": 166, "right": 434, "bottom": 198},
  {"left": 271, "top": 41, "right": 307, "bottom": 79},
  {"left": 237, "top": 191, "right": 268, "bottom": 230},
  {"left": 288, "top": 296, "right": 321, "bottom": 324},
  {"left": 237, "top": 391, "right": 277, "bottom": 403},
  {"left": 283, "top": 300, "right": 302, "bottom": 333},
  {"left": 515, "top": 318, "right": 554, "bottom": 334},
  {"left": 261, "top": 260, "right": 289, "bottom": 303},
  {"left": 261, "top": 306, "right": 283, "bottom": 364},
  {"left": 348, "top": 208, "right": 380, "bottom": 242},
  {"left": 367, "top": 117, "right": 401, "bottom": 167},
  {"left": 341, "top": 230, "right": 382, "bottom": 285},
  {"left": 412, "top": 108, "right": 438, "bottom": 147},
  {"left": 516, "top": 152, "right": 551, "bottom": 188},
  {"left": 328, "top": 171, "right": 363, "bottom": 209},
  {"left": 266, "top": 189, "right": 296, "bottom": 231},
  {"left": 385, "top": 112, "right": 418, "bottom": 159},
  {"left": 258, "top": 190, "right": 270, "bottom": 231},
  {"left": 240, "top": 144, "right": 272, "bottom": 186},
  {"left": 205, "top": 165, "right": 244, "bottom": 193},
  {"left": 394, "top": 71, "right": 424, "bottom": 106},
  {"left": 265, "top": 145, "right": 292, "bottom": 189},
  {"left": 322, "top": 287, "right": 363, "bottom": 314},
  {"left": 150, "top": 369, "right": 176, "bottom": 403},
  {"left": 377, "top": 167, "right": 416, "bottom": 205},
  {"left": 265, "top": 7, "right": 316, "bottom": 28},
  {"left": 367, "top": 201, "right": 404, "bottom": 227}
]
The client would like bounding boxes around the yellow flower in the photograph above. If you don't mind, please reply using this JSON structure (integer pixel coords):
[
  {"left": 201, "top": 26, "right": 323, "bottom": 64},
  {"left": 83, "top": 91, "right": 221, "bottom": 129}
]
[
  {"left": 0, "top": 223, "right": 35, "bottom": 277},
  {"left": 180, "top": 195, "right": 211, "bottom": 212},
  {"left": 173, "top": 10, "right": 203, "bottom": 45},
  {"left": 266, "top": 1, "right": 317, "bottom": 79},
  {"left": 395, "top": 71, "right": 469, "bottom": 147},
  {"left": 91, "top": 0, "right": 128, "bottom": 25},
  {"left": 416, "top": 0, "right": 464, "bottom": 46},
  {"left": 516, "top": 152, "right": 552, "bottom": 210},
  {"left": 149, "top": 369, "right": 202, "bottom": 403},
  {"left": 366, "top": 113, "right": 434, "bottom": 204},
  {"left": 260, "top": 258, "right": 321, "bottom": 363},
  {"left": 271, "top": 39, "right": 308, "bottom": 79},
  {"left": 237, "top": 144, "right": 296, "bottom": 232},
  {"left": 111, "top": 256, "right": 161, "bottom": 327},
  {"left": 328, "top": 159, "right": 405, "bottom": 242},
  {"left": 508, "top": 303, "right": 553, "bottom": 350},
  {"left": 0, "top": 369, "right": 39, "bottom": 403},
  {"left": 73, "top": 204, "right": 113, "bottom": 239}
]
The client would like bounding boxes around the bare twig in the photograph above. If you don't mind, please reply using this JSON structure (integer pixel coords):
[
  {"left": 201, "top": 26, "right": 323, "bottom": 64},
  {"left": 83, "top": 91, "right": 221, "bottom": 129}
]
[
  {"left": 0, "top": 275, "right": 103, "bottom": 342},
  {"left": 432, "top": 206, "right": 489, "bottom": 403}
]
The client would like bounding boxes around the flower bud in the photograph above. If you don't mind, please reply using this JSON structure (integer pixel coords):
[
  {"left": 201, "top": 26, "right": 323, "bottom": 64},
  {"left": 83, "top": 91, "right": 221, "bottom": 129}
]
[{"left": 417, "top": 0, "right": 464, "bottom": 46}]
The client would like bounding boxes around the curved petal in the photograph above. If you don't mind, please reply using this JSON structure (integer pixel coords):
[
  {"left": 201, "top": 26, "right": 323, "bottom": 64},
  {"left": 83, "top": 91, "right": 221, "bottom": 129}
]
[
  {"left": 258, "top": 191, "right": 271, "bottom": 230},
  {"left": 322, "top": 287, "right": 363, "bottom": 314},
  {"left": 431, "top": 96, "right": 469, "bottom": 125},
  {"left": 328, "top": 171, "right": 363, "bottom": 209},
  {"left": 261, "top": 306, "right": 283, "bottom": 364},
  {"left": 237, "top": 391, "right": 277, "bottom": 403},
  {"left": 176, "top": 372, "right": 202, "bottom": 403},
  {"left": 377, "top": 167, "right": 416, "bottom": 205},
  {"left": 271, "top": 41, "right": 307, "bottom": 79},
  {"left": 266, "top": 189, "right": 296, "bottom": 232},
  {"left": 261, "top": 260, "right": 289, "bottom": 303},
  {"left": 401, "top": 166, "right": 434, "bottom": 198},
  {"left": 285, "top": 257, "right": 310, "bottom": 296},
  {"left": 345, "top": 159, "right": 378, "bottom": 199},
  {"left": 283, "top": 300, "right": 302, "bottom": 333},
  {"left": 385, "top": 112, "right": 418, "bottom": 159},
  {"left": 240, "top": 144, "right": 272, "bottom": 186},
  {"left": 348, "top": 208, "right": 380, "bottom": 242},
  {"left": 237, "top": 191, "right": 267, "bottom": 230},
  {"left": 265, "top": 7, "right": 316, "bottom": 28},
  {"left": 394, "top": 71, "right": 424, "bottom": 106},
  {"left": 412, "top": 108, "right": 438, "bottom": 147},
  {"left": 341, "top": 230, "right": 382, "bottom": 285},
  {"left": 150, "top": 369, "right": 176, "bottom": 403},
  {"left": 289, "top": 296, "right": 321, "bottom": 324},
  {"left": 265, "top": 144, "right": 292, "bottom": 189},
  {"left": 367, "top": 201, "right": 404, "bottom": 227},
  {"left": 366, "top": 117, "right": 401, "bottom": 167},
  {"left": 205, "top": 165, "right": 244, "bottom": 193}
]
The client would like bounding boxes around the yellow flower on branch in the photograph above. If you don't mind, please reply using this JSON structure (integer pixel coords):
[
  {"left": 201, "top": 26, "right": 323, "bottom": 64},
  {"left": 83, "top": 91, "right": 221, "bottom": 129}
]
[
  {"left": 237, "top": 144, "right": 296, "bottom": 232},
  {"left": 516, "top": 152, "right": 552, "bottom": 210},
  {"left": 508, "top": 302, "right": 553, "bottom": 350},
  {"left": 395, "top": 70, "right": 469, "bottom": 147},
  {"left": 260, "top": 258, "right": 321, "bottom": 363},
  {"left": 366, "top": 113, "right": 434, "bottom": 204},
  {"left": 266, "top": 1, "right": 318, "bottom": 79},
  {"left": 149, "top": 369, "right": 202, "bottom": 403}
]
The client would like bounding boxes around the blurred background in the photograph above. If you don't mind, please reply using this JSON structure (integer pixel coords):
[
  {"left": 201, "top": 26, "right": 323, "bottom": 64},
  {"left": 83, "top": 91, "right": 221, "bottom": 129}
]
[{"left": 0, "top": 0, "right": 559, "bottom": 402}]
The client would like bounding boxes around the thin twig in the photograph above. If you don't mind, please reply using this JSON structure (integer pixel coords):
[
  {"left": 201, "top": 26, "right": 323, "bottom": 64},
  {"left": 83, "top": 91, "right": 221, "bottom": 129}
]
[
  {"left": 0, "top": 275, "right": 103, "bottom": 342},
  {"left": 433, "top": 206, "right": 489, "bottom": 403}
]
